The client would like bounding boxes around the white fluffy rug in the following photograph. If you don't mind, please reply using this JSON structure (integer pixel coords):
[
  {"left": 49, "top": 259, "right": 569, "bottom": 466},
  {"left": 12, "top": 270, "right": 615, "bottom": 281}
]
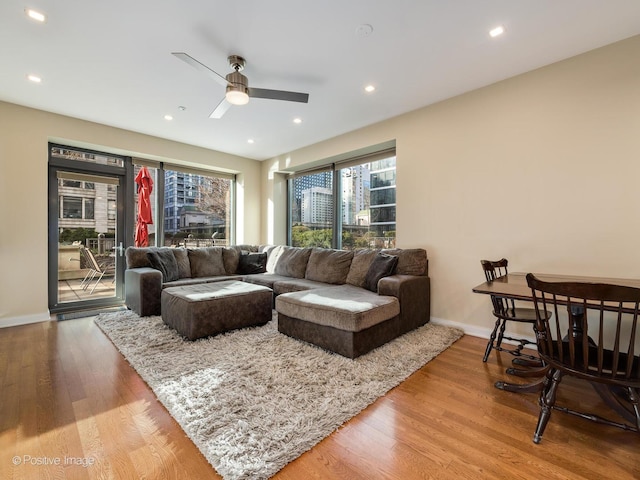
[{"left": 95, "top": 311, "right": 463, "bottom": 479}]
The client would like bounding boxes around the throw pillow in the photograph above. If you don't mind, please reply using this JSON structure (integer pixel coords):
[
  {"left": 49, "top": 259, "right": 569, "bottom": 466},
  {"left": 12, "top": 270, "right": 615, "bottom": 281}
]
[
  {"left": 364, "top": 253, "right": 399, "bottom": 292},
  {"left": 237, "top": 252, "right": 267, "bottom": 274},
  {"left": 147, "top": 249, "right": 179, "bottom": 282}
]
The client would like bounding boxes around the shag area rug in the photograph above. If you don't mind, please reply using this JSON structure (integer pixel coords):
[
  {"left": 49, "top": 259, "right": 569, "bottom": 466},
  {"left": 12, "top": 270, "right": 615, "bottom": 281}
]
[{"left": 95, "top": 310, "right": 463, "bottom": 480}]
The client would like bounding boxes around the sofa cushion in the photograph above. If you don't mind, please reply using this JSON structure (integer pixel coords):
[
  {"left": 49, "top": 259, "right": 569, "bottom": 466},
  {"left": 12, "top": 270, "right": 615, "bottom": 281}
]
[
  {"left": 275, "top": 285, "right": 400, "bottom": 332},
  {"left": 346, "top": 249, "right": 379, "bottom": 288},
  {"left": 222, "top": 247, "right": 241, "bottom": 274},
  {"left": 126, "top": 246, "right": 154, "bottom": 268},
  {"left": 264, "top": 245, "right": 284, "bottom": 273},
  {"left": 172, "top": 248, "right": 191, "bottom": 279},
  {"left": 147, "top": 249, "right": 179, "bottom": 282},
  {"left": 273, "top": 278, "right": 334, "bottom": 295},
  {"left": 274, "top": 247, "right": 312, "bottom": 279},
  {"left": 243, "top": 273, "right": 293, "bottom": 289},
  {"left": 305, "top": 248, "right": 354, "bottom": 284},
  {"left": 237, "top": 252, "right": 267, "bottom": 274},
  {"left": 162, "top": 275, "right": 243, "bottom": 287},
  {"left": 382, "top": 248, "right": 428, "bottom": 276},
  {"left": 364, "top": 253, "right": 399, "bottom": 292},
  {"left": 188, "top": 247, "right": 226, "bottom": 277}
]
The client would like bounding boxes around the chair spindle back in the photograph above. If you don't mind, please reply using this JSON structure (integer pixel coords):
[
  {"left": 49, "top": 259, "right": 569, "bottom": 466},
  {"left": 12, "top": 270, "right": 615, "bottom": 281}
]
[{"left": 526, "top": 273, "right": 640, "bottom": 387}]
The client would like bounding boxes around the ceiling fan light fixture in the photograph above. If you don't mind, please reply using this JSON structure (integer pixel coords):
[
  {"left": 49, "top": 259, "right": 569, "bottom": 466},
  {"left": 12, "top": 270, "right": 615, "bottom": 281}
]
[
  {"left": 226, "top": 87, "right": 249, "bottom": 105},
  {"left": 26, "top": 8, "right": 46, "bottom": 22}
]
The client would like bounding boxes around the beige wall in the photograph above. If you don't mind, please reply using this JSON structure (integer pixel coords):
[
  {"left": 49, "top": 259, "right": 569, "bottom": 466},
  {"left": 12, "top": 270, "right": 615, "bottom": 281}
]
[
  {"left": 262, "top": 35, "right": 640, "bottom": 336},
  {"left": 0, "top": 102, "right": 262, "bottom": 326}
]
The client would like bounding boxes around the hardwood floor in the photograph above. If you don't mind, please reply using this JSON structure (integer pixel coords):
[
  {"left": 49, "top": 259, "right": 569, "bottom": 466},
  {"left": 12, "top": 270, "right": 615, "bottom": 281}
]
[{"left": 1, "top": 317, "right": 638, "bottom": 479}]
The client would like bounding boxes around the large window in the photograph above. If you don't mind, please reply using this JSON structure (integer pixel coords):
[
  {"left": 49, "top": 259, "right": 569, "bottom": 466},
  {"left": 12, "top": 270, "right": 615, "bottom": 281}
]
[
  {"left": 134, "top": 164, "right": 235, "bottom": 247},
  {"left": 290, "top": 171, "right": 334, "bottom": 247},
  {"left": 289, "top": 153, "right": 396, "bottom": 250}
]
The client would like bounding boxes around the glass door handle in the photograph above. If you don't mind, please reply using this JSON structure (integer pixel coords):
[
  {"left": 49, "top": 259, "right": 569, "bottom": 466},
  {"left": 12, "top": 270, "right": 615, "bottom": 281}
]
[{"left": 116, "top": 242, "right": 125, "bottom": 257}]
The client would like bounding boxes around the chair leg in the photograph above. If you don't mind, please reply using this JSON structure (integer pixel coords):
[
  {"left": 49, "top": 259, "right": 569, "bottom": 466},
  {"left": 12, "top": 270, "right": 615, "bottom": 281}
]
[
  {"left": 496, "top": 319, "right": 507, "bottom": 350},
  {"left": 89, "top": 272, "right": 106, "bottom": 294},
  {"left": 483, "top": 318, "right": 502, "bottom": 362},
  {"left": 628, "top": 387, "right": 640, "bottom": 433},
  {"left": 533, "top": 368, "right": 563, "bottom": 444}
]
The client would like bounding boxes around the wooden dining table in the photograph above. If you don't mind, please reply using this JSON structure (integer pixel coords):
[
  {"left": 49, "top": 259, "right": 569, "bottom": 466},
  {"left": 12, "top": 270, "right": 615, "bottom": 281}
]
[
  {"left": 473, "top": 271, "right": 640, "bottom": 301},
  {"left": 472, "top": 271, "right": 640, "bottom": 422}
]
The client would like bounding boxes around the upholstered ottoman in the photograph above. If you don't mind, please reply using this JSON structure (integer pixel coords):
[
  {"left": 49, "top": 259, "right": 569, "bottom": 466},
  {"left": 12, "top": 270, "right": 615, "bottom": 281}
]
[
  {"left": 161, "top": 281, "right": 272, "bottom": 340},
  {"left": 275, "top": 285, "right": 401, "bottom": 358}
]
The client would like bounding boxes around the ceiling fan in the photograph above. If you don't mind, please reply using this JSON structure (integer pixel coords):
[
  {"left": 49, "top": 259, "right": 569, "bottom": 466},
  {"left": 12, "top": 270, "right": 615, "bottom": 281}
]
[{"left": 172, "top": 52, "right": 310, "bottom": 119}]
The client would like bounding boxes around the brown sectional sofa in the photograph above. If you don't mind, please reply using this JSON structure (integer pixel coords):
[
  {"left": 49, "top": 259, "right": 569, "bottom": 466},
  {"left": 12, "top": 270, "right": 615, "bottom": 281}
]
[{"left": 124, "top": 244, "right": 431, "bottom": 357}]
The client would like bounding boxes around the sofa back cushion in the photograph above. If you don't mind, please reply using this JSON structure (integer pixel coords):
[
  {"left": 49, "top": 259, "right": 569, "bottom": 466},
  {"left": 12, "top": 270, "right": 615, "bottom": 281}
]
[
  {"left": 263, "top": 245, "right": 283, "bottom": 273},
  {"left": 274, "top": 246, "right": 312, "bottom": 279},
  {"left": 172, "top": 248, "right": 191, "bottom": 279},
  {"left": 126, "top": 246, "right": 154, "bottom": 268},
  {"left": 305, "top": 248, "right": 354, "bottom": 284},
  {"left": 381, "top": 248, "right": 428, "bottom": 276},
  {"left": 222, "top": 247, "right": 241, "bottom": 274},
  {"left": 188, "top": 247, "right": 226, "bottom": 277},
  {"left": 345, "top": 249, "right": 379, "bottom": 288}
]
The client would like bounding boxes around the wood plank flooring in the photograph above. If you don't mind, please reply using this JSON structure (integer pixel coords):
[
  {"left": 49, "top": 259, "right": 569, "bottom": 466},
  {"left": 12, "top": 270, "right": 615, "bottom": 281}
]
[{"left": 1, "top": 317, "right": 638, "bottom": 479}]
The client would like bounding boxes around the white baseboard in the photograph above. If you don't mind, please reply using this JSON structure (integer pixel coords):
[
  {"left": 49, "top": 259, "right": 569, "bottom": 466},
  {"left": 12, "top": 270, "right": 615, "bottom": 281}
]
[
  {"left": 0, "top": 312, "right": 51, "bottom": 329},
  {"left": 430, "top": 316, "right": 536, "bottom": 345}
]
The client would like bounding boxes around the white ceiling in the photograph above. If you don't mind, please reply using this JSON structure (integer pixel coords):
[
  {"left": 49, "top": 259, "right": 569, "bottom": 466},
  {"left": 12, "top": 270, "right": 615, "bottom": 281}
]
[{"left": 1, "top": 1, "right": 639, "bottom": 161}]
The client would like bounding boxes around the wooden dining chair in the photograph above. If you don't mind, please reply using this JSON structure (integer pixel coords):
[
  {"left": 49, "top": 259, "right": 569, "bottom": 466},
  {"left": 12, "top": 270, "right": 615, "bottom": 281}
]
[
  {"left": 526, "top": 273, "right": 640, "bottom": 444},
  {"left": 481, "top": 259, "right": 540, "bottom": 362}
]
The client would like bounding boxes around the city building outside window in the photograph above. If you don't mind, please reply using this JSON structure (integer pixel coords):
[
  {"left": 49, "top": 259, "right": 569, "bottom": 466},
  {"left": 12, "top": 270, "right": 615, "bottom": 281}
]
[
  {"left": 161, "top": 168, "right": 233, "bottom": 246},
  {"left": 289, "top": 154, "right": 396, "bottom": 249}
]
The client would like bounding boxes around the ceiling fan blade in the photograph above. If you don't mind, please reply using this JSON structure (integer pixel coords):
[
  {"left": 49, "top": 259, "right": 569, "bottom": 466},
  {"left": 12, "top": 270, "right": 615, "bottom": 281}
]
[
  {"left": 248, "top": 87, "right": 309, "bottom": 103},
  {"left": 209, "top": 97, "right": 232, "bottom": 119},
  {"left": 172, "top": 52, "right": 228, "bottom": 88}
]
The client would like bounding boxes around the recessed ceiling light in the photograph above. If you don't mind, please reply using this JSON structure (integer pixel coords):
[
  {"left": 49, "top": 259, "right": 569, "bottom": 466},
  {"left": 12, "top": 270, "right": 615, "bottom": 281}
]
[
  {"left": 247, "top": 139, "right": 255, "bottom": 144},
  {"left": 27, "top": 74, "right": 42, "bottom": 83},
  {"left": 489, "top": 25, "right": 505, "bottom": 38},
  {"left": 164, "top": 114, "right": 173, "bottom": 121},
  {"left": 364, "top": 85, "right": 376, "bottom": 93},
  {"left": 293, "top": 118, "right": 302, "bottom": 124},
  {"left": 25, "top": 9, "right": 46, "bottom": 22}
]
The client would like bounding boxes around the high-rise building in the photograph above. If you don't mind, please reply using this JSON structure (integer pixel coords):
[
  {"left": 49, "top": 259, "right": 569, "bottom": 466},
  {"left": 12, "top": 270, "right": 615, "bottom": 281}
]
[
  {"left": 369, "top": 157, "right": 396, "bottom": 236},
  {"left": 291, "top": 171, "right": 332, "bottom": 224},
  {"left": 341, "top": 164, "right": 370, "bottom": 226},
  {"left": 302, "top": 187, "right": 333, "bottom": 224},
  {"left": 163, "top": 170, "right": 203, "bottom": 233}
]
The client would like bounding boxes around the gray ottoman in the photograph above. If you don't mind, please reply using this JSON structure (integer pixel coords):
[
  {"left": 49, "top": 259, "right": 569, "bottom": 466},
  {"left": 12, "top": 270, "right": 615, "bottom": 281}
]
[
  {"left": 275, "top": 285, "right": 400, "bottom": 358},
  {"left": 161, "top": 281, "right": 272, "bottom": 340}
]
